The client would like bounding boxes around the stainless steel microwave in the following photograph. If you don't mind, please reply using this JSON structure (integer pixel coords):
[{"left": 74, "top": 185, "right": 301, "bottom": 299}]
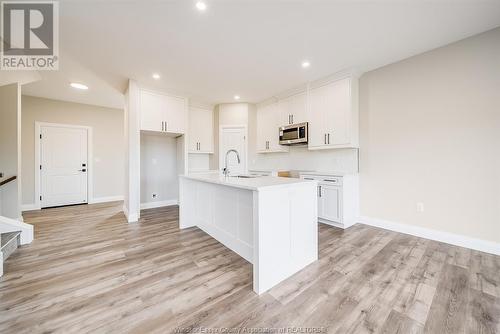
[{"left": 279, "top": 122, "right": 308, "bottom": 145}]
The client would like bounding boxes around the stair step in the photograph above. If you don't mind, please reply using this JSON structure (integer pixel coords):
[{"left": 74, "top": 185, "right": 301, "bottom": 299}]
[{"left": 1, "top": 231, "right": 21, "bottom": 261}]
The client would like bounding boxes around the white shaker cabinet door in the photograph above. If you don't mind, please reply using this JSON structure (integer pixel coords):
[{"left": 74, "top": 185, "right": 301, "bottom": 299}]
[
  {"left": 308, "top": 84, "right": 328, "bottom": 148},
  {"left": 324, "top": 78, "right": 351, "bottom": 146},
  {"left": 319, "top": 184, "right": 341, "bottom": 223},
  {"left": 140, "top": 90, "right": 164, "bottom": 132},
  {"left": 162, "top": 94, "right": 186, "bottom": 134}
]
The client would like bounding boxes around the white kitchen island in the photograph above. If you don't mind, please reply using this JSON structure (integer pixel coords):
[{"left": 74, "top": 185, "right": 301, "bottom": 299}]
[{"left": 179, "top": 173, "right": 318, "bottom": 294}]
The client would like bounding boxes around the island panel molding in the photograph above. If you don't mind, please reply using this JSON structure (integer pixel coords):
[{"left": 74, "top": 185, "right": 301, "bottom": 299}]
[{"left": 179, "top": 173, "right": 318, "bottom": 294}]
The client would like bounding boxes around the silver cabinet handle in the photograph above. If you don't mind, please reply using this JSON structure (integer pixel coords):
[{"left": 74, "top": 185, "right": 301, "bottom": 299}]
[
  {"left": 318, "top": 185, "right": 322, "bottom": 197},
  {"left": 324, "top": 134, "right": 327, "bottom": 144},
  {"left": 328, "top": 133, "right": 330, "bottom": 144},
  {"left": 161, "top": 121, "right": 164, "bottom": 131},
  {"left": 291, "top": 115, "right": 294, "bottom": 124},
  {"left": 164, "top": 121, "right": 167, "bottom": 132}
]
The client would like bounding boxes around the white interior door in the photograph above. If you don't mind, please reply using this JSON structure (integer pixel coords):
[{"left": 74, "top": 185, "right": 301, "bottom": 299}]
[
  {"left": 41, "top": 125, "right": 88, "bottom": 208},
  {"left": 219, "top": 127, "right": 246, "bottom": 175}
]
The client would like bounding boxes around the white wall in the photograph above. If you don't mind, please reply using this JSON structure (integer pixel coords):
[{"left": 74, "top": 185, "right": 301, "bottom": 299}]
[
  {"left": 359, "top": 27, "right": 500, "bottom": 244},
  {"left": 140, "top": 133, "right": 178, "bottom": 206},
  {"left": 188, "top": 154, "right": 211, "bottom": 172},
  {"left": 0, "top": 83, "right": 22, "bottom": 220},
  {"left": 124, "top": 80, "right": 141, "bottom": 222},
  {"left": 21, "top": 95, "right": 124, "bottom": 206}
]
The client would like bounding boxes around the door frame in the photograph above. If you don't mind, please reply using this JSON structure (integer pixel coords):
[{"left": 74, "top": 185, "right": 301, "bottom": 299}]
[
  {"left": 34, "top": 122, "right": 93, "bottom": 209},
  {"left": 218, "top": 125, "right": 248, "bottom": 173}
]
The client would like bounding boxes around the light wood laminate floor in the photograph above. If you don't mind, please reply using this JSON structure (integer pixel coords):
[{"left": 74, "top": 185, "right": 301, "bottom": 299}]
[{"left": 1, "top": 202, "right": 499, "bottom": 333}]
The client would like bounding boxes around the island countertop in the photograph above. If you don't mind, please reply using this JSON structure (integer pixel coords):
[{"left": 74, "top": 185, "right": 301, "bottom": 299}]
[{"left": 180, "top": 172, "right": 316, "bottom": 191}]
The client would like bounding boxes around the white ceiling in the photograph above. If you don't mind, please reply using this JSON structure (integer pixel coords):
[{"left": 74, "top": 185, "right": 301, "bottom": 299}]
[{"left": 22, "top": 0, "right": 500, "bottom": 109}]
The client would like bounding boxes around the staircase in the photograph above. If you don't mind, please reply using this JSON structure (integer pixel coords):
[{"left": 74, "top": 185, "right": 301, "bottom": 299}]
[
  {"left": 1, "top": 231, "right": 21, "bottom": 277},
  {"left": 0, "top": 175, "right": 34, "bottom": 277}
]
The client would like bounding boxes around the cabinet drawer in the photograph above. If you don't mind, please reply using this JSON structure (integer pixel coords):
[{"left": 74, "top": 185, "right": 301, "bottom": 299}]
[{"left": 319, "top": 177, "right": 342, "bottom": 186}]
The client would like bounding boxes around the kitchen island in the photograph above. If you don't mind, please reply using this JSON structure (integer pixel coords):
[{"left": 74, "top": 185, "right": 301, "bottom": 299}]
[{"left": 179, "top": 173, "right": 318, "bottom": 294}]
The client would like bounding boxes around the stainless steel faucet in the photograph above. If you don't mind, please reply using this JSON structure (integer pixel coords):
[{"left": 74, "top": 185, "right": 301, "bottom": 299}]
[{"left": 223, "top": 149, "right": 241, "bottom": 176}]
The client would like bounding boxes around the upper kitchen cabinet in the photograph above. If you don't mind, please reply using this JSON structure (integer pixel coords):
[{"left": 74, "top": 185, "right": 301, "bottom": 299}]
[
  {"left": 188, "top": 106, "right": 214, "bottom": 153},
  {"left": 308, "top": 76, "right": 359, "bottom": 149},
  {"left": 279, "top": 92, "right": 308, "bottom": 125},
  {"left": 140, "top": 89, "right": 187, "bottom": 135},
  {"left": 256, "top": 103, "right": 289, "bottom": 153}
]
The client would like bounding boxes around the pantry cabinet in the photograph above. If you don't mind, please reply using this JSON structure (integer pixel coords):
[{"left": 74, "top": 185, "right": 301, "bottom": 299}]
[
  {"left": 140, "top": 89, "right": 187, "bottom": 134},
  {"left": 256, "top": 103, "right": 289, "bottom": 153},
  {"left": 308, "top": 76, "right": 358, "bottom": 149},
  {"left": 188, "top": 106, "right": 214, "bottom": 153}
]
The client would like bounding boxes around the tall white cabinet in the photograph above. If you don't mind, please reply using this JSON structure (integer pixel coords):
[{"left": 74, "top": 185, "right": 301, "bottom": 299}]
[{"left": 188, "top": 106, "right": 214, "bottom": 154}]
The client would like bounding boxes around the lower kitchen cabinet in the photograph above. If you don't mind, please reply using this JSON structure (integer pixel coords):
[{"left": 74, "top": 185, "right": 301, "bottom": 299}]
[
  {"left": 319, "top": 183, "right": 341, "bottom": 222},
  {"left": 300, "top": 173, "right": 359, "bottom": 229}
]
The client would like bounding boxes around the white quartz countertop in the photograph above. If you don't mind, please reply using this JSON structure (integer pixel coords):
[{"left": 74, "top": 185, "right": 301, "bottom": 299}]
[
  {"left": 181, "top": 173, "right": 316, "bottom": 191},
  {"left": 299, "top": 171, "right": 358, "bottom": 177}
]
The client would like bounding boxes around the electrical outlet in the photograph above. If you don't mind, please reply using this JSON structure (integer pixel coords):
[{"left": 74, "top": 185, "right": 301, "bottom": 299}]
[
  {"left": 416, "top": 202, "right": 425, "bottom": 213},
  {"left": 152, "top": 193, "right": 157, "bottom": 199}
]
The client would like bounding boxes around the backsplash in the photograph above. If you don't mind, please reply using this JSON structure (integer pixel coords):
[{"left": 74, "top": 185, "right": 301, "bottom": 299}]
[{"left": 249, "top": 146, "right": 359, "bottom": 173}]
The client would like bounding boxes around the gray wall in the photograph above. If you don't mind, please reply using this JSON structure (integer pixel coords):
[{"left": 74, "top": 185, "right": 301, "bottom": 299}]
[
  {"left": 359, "top": 27, "right": 500, "bottom": 243},
  {"left": 21, "top": 95, "right": 125, "bottom": 205}
]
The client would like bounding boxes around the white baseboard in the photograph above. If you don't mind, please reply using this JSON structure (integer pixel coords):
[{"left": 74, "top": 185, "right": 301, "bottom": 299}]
[
  {"left": 122, "top": 204, "right": 138, "bottom": 223},
  {"left": 89, "top": 195, "right": 124, "bottom": 204},
  {"left": 140, "top": 199, "right": 178, "bottom": 210},
  {"left": 21, "top": 203, "right": 41, "bottom": 212},
  {"left": 22, "top": 196, "right": 123, "bottom": 211},
  {"left": 357, "top": 216, "right": 500, "bottom": 256}
]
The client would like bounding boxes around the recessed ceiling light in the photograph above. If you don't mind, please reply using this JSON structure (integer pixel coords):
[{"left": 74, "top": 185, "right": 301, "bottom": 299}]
[
  {"left": 152, "top": 73, "right": 160, "bottom": 80},
  {"left": 234, "top": 95, "right": 240, "bottom": 100},
  {"left": 301, "top": 61, "right": 311, "bottom": 68},
  {"left": 70, "top": 82, "right": 88, "bottom": 90},
  {"left": 196, "top": 1, "right": 207, "bottom": 11}
]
